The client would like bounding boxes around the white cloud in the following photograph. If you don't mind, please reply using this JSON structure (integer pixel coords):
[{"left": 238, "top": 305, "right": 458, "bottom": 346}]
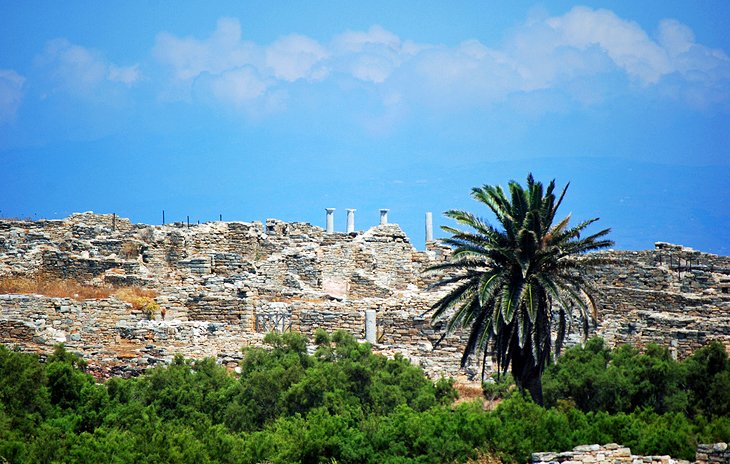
[
  {"left": 152, "top": 10, "right": 730, "bottom": 115},
  {"left": 650, "top": 18, "right": 730, "bottom": 108},
  {"left": 0, "top": 70, "right": 25, "bottom": 124},
  {"left": 333, "top": 25, "right": 402, "bottom": 54},
  {"left": 155, "top": 18, "right": 311, "bottom": 107},
  {"left": 330, "top": 25, "right": 424, "bottom": 84},
  {"left": 43, "top": 39, "right": 106, "bottom": 89},
  {"left": 265, "top": 34, "right": 329, "bottom": 81},
  {"left": 657, "top": 18, "right": 730, "bottom": 85},
  {"left": 399, "top": 44, "right": 516, "bottom": 107},
  {"left": 201, "top": 67, "right": 269, "bottom": 104},
  {"left": 348, "top": 54, "right": 395, "bottom": 83},
  {"left": 658, "top": 19, "right": 694, "bottom": 57},
  {"left": 38, "top": 38, "right": 140, "bottom": 96},
  {"left": 108, "top": 64, "right": 140, "bottom": 86},
  {"left": 545, "top": 7, "right": 672, "bottom": 84},
  {"left": 396, "top": 6, "right": 730, "bottom": 110},
  {"left": 154, "top": 17, "right": 260, "bottom": 81}
]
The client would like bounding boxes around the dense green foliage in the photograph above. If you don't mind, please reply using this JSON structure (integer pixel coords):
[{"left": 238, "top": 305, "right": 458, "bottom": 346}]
[
  {"left": 428, "top": 175, "right": 612, "bottom": 404},
  {"left": 543, "top": 338, "right": 730, "bottom": 419},
  {"left": 1, "top": 334, "right": 729, "bottom": 463}
]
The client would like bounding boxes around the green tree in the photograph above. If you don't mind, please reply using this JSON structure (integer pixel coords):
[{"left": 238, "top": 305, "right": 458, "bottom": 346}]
[
  {"left": 685, "top": 341, "right": 730, "bottom": 417},
  {"left": 543, "top": 339, "right": 689, "bottom": 414},
  {"left": 46, "top": 344, "right": 95, "bottom": 411},
  {"left": 428, "top": 174, "right": 612, "bottom": 404},
  {"left": 0, "top": 345, "right": 50, "bottom": 433}
]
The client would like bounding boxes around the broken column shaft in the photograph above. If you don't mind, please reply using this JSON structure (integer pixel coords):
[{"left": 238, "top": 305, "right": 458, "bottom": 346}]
[{"left": 379, "top": 209, "right": 389, "bottom": 225}]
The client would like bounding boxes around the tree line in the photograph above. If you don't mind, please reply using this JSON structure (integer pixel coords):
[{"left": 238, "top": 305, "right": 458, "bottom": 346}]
[{"left": 1, "top": 332, "right": 728, "bottom": 463}]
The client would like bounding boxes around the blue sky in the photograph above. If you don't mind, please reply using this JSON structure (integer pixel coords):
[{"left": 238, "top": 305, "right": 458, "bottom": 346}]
[{"left": 1, "top": 1, "right": 728, "bottom": 253}]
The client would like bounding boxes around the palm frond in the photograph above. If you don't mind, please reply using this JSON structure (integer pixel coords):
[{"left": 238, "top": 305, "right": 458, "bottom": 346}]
[{"left": 426, "top": 174, "right": 611, "bottom": 402}]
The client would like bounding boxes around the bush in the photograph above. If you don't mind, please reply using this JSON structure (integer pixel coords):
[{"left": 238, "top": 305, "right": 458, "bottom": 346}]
[
  {"left": 1, "top": 335, "right": 729, "bottom": 464},
  {"left": 113, "top": 287, "right": 160, "bottom": 318},
  {"left": 482, "top": 373, "right": 514, "bottom": 402},
  {"left": 685, "top": 341, "right": 730, "bottom": 417},
  {"left": 0, "top": 345, "right": 50, "bottom": 433},
  {"left": 543, "top": 338, "right": 702, "bottom": 415}
]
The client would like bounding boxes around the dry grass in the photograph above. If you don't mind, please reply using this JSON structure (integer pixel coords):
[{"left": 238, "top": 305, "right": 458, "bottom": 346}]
[
  {"left": 453, "top": 381, "right": 485, "bottom": 404},
  {"left": 0, "top": 274, "right": 114, "bottom": 300},
  {"left": 0, "top": 274, "right": 158, "bottom": 314},
  {"left": 119, "top": 242, "right": 140, "bottom": 259},
  {"left": 266, "top": 295, "right": 325, "bottom": 304},
  {"left": 464, "top": 450, "right": 503, "bottom": 464},
  {"left": 451, "top": 381, "right": 506, "bottom": 411},
  {"left": 113, "top": 287, "right": 159, "bottom": 314}
]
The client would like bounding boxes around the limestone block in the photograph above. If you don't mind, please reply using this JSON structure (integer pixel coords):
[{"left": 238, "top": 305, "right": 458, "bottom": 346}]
[
  {"left": 40, "top": 327, "right": 66, "bottom": 344},
  {"left": 575, "top": 445, "right": 602, "bottom": 453}
]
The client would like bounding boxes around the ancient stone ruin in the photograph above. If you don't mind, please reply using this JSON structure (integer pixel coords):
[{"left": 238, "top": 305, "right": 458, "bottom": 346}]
[
  {"left": 532, "top": 442, "right": 729, "bottom": 464},
  {"left": 0, "top": 212, "right": 728, "bottom": 379}
]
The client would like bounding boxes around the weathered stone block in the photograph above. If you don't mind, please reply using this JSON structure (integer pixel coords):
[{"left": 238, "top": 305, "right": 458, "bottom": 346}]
[{"left": 575, "top": 445, "right": 602, "bottom": 453}]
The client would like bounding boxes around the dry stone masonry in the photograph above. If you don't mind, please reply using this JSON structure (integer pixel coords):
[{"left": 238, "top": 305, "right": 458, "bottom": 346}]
[
  {"left": 0, "top": 212, "right": 729, "bottom": 379},
  {"left": 696, "top": 443, "right": 730, "bottom": 464},
  {"left": 532, "top": 443, "right": 729, "bottom": 464}
]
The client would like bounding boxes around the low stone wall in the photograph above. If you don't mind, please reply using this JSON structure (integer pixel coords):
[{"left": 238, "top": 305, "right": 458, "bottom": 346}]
[
  {"left": 533, "top": 444, "right": 636, "bottom": 464},
  {"left": 0, "top": 291, "right": 472, "bottom": 379},
  {"left": 697, "top": 443, "right": 730, "bottom": 464},
  {"left": 594, "top": 287, "right": 730, "bottom": 359},
  {"left": 532, "top": 443, "right": 729, "bottom": 464},
  {"left": 0, "top": 293, "right": 265, "bottom": 377}
]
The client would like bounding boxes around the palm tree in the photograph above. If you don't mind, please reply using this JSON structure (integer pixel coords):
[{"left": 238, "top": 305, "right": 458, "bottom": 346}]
[{"left": 427, "top": 174, "right": 612, "bottom": 404}]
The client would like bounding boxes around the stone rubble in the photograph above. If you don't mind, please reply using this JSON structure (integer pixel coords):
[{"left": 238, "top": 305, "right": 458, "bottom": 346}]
[
  {"left": 533, "top": 443, "right": 729, "bottom": 464},
  {"left": 696, "top": 443, "right": 729, "bottom": 464}
]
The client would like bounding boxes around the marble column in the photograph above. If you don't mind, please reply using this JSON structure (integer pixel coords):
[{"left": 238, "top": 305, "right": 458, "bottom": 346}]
[
  {"left": 365, "top": 310, "right": 377, "bottom": 344},
  {"left": 325, "top": 208, "right": 335, "bottom": 233},
  {"left": 346, "top": 209, "right": 356, "bottom": 233},
  {"left": 425, "top": 211, "right": 433, "bottom": 242},
  {"left": 379, "top": 209, "right": 389, "bottom": 225}
]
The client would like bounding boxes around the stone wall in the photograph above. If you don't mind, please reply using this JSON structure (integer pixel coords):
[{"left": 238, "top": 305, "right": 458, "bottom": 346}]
[
  {"left": 0, "top": 289, "right": 470, "bottom": 379},
  {"left": 589, "top": 246, "right": 730, "bottom": 359},
  {"left": 532, "top": 443, "right": 729, "bottom": 464},
  {"left": 696, "top": 443, "right": 730, "bottom": 464},
  {"left": 0, "top": 213, "right": 728, "bottom": 379}
]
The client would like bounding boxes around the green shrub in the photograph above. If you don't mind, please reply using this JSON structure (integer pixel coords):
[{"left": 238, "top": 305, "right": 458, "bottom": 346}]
[
  {"left": 1, "top": 335, "right": 729, "bottom": 464},
  {"left": 542, "top": 338, "right": 726, "bottom": 416},
  {"left": 482, "top": 373, "right": 514, "bottom": 401}
]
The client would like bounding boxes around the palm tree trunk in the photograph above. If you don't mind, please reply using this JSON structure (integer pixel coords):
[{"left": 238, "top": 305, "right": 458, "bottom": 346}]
[
  {"left": 510, "top": 340, "right": 545, "bottom": 405},
  {"left": 522, "top": 368, "right": 544, "bottom": 405}
]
